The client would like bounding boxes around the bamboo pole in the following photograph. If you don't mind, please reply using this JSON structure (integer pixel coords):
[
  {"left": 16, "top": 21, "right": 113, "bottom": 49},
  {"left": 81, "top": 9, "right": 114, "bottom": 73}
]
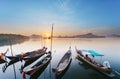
[
  {"left": 50, "top": 24, "right": 53, "bottom": 79},
  {"left": 9, "top": 36, "right": 17, "bottom": 79}
]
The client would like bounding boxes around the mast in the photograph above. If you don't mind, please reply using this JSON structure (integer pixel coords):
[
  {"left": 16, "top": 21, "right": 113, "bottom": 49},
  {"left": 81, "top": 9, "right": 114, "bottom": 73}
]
[
  {"left": 50, "top": 24, "right": 53, "bottom": 52},
  {"left": 41, "top": 34, "right": 43, "bottom": 47},
  {"left": 9, "top": 36, "right": 13, "bottom": 56},
  {"left": 49, "top": 24, "right": 53, "bottom": 79}
]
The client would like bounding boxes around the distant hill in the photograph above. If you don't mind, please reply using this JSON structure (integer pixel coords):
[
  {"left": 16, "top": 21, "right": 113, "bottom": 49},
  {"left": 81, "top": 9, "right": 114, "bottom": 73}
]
[
  {"left": 73, "top": 33, "right": 105, "bottom": 38},
  {"left": 110, "top": 34, "right": 120, "bottom": 37},
  {"left": 55, "top": 33, "right": 105, "bottom": 38},
  {"left": 0, "top": 34, "right": 29, "bottom": 46},
  {"left": 30, "top": 34, "right": 42, "bottom": 38}
]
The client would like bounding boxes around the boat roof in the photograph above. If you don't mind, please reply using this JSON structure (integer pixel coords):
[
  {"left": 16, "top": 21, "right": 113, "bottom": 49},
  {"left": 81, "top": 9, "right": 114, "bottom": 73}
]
[{"left": 88, "top": 50, "right": 104, "bottom": 56}]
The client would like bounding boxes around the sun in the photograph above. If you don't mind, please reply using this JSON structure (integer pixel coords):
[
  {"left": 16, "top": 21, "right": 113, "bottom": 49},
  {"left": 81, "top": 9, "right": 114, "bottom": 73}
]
[{"left": 44, "top": 33, "right": 51, "bottom": 39}]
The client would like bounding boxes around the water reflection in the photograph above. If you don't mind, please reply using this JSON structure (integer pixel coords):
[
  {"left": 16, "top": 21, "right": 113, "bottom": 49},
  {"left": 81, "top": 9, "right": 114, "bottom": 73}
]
[
  {"left": 0, "top": 38, "right": 29, "bottom": 47},
  {"left": 0, "top": 38, "right": 120, "bottom": 79},
  {"left": 2, "top": 59, "right": 19, "bottom": 72}
]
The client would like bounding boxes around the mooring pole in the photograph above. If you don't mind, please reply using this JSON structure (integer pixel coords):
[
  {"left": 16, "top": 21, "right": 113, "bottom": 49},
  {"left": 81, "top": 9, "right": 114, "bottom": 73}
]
[
  {"left": 50, "top": 24, "right": 53, "bottom": 79},
  {"left": 9, "top": 36, "right": 17, "bottom": 79}
]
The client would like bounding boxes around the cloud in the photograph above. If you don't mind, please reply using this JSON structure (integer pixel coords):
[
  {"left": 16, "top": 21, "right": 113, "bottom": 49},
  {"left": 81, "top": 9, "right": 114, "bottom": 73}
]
[{"left": 58, "top": 0, "right": 74, "bottom": 15}]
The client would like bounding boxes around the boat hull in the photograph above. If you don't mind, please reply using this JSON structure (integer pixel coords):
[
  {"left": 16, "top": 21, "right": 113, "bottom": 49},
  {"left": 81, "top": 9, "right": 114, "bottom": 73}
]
[
  {"left": 6, "top": 47, "right": 47, "bottom": 61},
  {"left": 23, "top": 52, "right": 46, "bottom": 61},
  {"left": 56, "top": 58, "right": 72, "bottom": 76},
  {"left": 25, "top": 56, "right": 51, "bottom": 76},
  {"left": 76, "top": 52, "right": 115, "bottom": 78},
  {"left": 54, "top": 50, "right": 72, "bottom": 76},
  {"left": 0, "top": 59, "right": 6, "bottom": 64}
]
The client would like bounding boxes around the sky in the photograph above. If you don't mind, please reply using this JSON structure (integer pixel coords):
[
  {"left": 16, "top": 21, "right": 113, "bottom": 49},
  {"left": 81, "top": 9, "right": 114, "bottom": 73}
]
[{"left": 0, "top": 0, "right": 120, "bottom": 36}]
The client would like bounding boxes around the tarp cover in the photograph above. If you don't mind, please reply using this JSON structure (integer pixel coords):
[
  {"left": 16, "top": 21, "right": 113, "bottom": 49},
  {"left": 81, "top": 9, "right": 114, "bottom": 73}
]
[{"left": 88, "top": 50, "right": 104, "bottom": 56}]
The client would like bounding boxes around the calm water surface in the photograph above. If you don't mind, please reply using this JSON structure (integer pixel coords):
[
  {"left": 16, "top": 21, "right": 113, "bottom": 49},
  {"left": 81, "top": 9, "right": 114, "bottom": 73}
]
[{"left": 0, "top": 38, "right": 120, "bottom": 79}]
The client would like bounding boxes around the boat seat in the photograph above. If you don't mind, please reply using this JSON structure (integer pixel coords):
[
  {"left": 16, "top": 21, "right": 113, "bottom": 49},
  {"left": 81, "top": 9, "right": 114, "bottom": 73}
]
[
  {"left": 101, "top": 66, "right": 108, "bottom": 69},
  {"left": 35, "top": 61, "right": 42, "bottom": 66},
  {"left": 42, "top": 58, "right": 48, "bottom": 63}
]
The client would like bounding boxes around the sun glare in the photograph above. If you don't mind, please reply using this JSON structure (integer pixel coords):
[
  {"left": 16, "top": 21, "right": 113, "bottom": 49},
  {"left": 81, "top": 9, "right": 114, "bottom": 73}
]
[{"left": 44, "top": 33, "right": 51, "bottom": 39}]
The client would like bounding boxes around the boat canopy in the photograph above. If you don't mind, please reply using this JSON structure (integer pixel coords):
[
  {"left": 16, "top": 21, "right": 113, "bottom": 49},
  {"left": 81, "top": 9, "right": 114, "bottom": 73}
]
[{"left": 88, "top": 50, "right": 104, "bottom": 56}]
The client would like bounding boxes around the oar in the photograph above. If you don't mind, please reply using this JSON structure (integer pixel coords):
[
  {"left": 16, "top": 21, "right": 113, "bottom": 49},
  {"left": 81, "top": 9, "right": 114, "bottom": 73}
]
[{"left": 114, "top": 70, "right": 120, "bottom": 75}]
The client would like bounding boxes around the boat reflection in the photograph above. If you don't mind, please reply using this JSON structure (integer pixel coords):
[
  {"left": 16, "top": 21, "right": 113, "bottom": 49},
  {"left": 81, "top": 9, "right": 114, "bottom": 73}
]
[{"left": 2, "top": 59, "right": 19, "bottom": 72}]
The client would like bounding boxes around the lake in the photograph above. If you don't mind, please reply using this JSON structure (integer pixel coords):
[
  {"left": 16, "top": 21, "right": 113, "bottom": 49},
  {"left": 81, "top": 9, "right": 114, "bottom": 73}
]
[{"left": 0, "top": 38, "right": 120, "bottom": 79}]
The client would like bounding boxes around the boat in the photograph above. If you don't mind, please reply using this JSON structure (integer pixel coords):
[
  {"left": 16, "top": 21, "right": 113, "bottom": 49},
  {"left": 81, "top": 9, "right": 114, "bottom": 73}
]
[
  {"left": 22, "top": 51, "right": 51, "bottom": 78},
  {"left": 23, "top": 47, "right": 47, "bottom": 61},
  {"left": 22, "top": 55, "right": 41, "bottom": 69},
  {"left": 75, "top": 47, "right": 115, "bottom": 78},
  {"left": 52, "top": 47, "right": 72, "bottom": 75},
  {"left": 0, "top": 49, "right": 9, "bottom": 64},
  {"left": 19, "top": 52, "right": 44, "bottom": 73},
  {"left": 55, "top": 57, "right": 72, "bottom": 79},
  {"left": 29, "top": 56, "right": 51, "bottom": 79},
  {"left": 6, "top": 47, "right": 46, "bottom": 61},
  {"left": 2, "top": 58, "right": 19, "bottom": 72},
  {"left": 0, "top": 53, "right": 6, "bottom": 64},
  {"left": 2, "top": 56, "right": 23, "bottom": 72}
]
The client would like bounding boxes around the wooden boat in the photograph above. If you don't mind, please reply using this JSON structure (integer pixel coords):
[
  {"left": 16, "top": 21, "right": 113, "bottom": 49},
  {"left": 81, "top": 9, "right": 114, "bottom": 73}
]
[
  {"left": 23, "top": 48, "right": 47, "bottom": 61},
  {"left": 29, "top": 56, "right": 51, "bottom": 79},
  {"left": 75, "top": 47, "right": 115, "bottom": 78},
  {"left": 52, "top": 47, "right": 72, "bottom": 75},
  {"left": 19, "top": 53, "right": 44, "bottom": 73},
  {"left": 6, "top": 47, "right": 46, "bottom": 61},
  {"left": 55, "top": 58, "right": 72, "bottom": 79},
  {"left": 0, "top": 49, "right": 8, "bottom": 64},
  {"left": 22, "top": 51, "right": 51, "bottom": 77},
  {"left": 22, "top": 55, "right": 41, "bottom": 69},
  {"left": 2, "top": 58, "right": 19, "bottom": 72}
]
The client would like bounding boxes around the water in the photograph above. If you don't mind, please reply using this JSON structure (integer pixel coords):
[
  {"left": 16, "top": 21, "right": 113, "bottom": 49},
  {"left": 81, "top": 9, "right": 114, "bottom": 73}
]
[{"left": 0, "top": 38, "right": 120, "bottom": 79}]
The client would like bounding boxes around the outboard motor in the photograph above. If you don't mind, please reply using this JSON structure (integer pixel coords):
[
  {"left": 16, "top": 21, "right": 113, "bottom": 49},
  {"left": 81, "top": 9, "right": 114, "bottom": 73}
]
[
  {"left": 47, "top": 51, "right": 52, "bottom": 57},
  {"left": 103, "top": 61, "right": 111, "bottom": 69},
  {"left": 103, "top": 61, "right": 112, "bottom": 73}
]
